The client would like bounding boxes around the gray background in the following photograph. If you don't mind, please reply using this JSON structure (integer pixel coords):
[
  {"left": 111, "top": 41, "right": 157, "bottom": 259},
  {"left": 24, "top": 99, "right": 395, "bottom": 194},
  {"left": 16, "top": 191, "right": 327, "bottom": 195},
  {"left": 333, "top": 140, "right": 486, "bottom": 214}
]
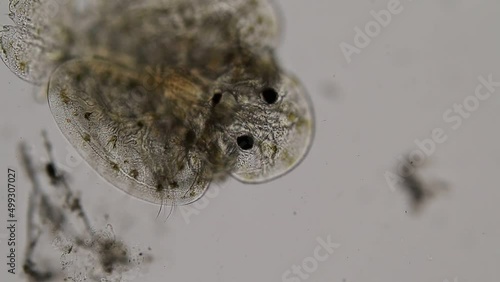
[{"left": 1, "top": 0, "right": 499, "bottom": 281}]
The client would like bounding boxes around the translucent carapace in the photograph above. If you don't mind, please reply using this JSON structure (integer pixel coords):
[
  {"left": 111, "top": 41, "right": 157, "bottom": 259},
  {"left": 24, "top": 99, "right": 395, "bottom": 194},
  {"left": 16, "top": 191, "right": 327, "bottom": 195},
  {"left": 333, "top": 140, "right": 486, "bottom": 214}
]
[{"left": 1, "top": 0, "right": 315, "bottom": 205}]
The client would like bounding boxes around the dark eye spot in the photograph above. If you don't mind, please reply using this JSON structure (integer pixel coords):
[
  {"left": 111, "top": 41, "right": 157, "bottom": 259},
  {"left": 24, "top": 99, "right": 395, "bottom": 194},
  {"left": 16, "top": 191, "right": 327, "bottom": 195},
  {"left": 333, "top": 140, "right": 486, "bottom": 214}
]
[
  {"left": 261, "top": 88, "right": 278, "bottom": 104},
  {"left": 212, "top": 92, "right": 222, "bottom": 105},
  {"left": 237, "top": 135, "right": 254, "bottom": 150}
]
